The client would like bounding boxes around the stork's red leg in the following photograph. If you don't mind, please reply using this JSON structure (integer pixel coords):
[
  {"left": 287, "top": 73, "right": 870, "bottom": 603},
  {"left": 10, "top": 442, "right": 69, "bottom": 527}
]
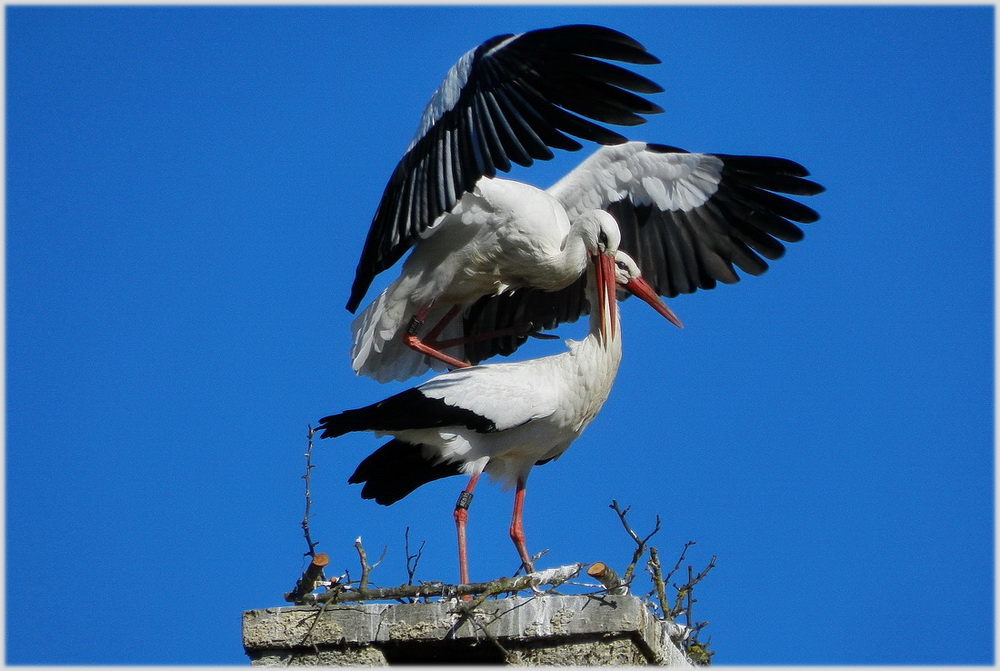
[
  {"left": 454, "top": 472, "right": 481, "bottom": 594},
  {"left": 407, "top": 302, "right": 560, "bottom": 369},
  {"left": 509, "top": 476, "right": 534, "bottom": 574},
  {"left": 423, "top": 304, "right": 462, "bottom": 343},
  {"left": 403, "top": 304, "right": 470, "bottom": 369}
]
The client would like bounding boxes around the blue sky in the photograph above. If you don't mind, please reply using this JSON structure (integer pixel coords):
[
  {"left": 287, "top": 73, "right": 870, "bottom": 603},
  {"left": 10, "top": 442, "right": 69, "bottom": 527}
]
[{"left": 6, "top": 4, "right": 994, "bottom": 665}]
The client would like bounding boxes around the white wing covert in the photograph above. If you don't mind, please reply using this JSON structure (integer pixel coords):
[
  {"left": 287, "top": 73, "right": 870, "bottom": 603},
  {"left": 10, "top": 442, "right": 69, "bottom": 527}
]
[{"left": 417, "top": 364, "right": 559, "bottom": 433}]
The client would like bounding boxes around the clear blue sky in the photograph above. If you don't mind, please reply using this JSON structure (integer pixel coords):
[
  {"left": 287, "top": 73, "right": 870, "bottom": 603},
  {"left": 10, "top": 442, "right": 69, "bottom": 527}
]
[{"left": 6, "top": 4, "right": 993, "bottom": 665}]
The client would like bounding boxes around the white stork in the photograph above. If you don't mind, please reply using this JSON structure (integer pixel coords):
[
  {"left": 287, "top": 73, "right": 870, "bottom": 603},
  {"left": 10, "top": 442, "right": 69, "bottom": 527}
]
[
  {"left": 319, "top": 247, "right": 674, "bottom": 585},
  {"left": 345, "top": 25, "right": 824, "bottom": 382},
  {"left": 345, "top": 25, "right": 667, "bottom": 378}
]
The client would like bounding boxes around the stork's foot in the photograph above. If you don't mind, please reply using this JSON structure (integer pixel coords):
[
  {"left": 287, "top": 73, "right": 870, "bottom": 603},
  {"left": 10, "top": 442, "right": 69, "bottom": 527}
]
[{"left": 527, "top": 330, "right": 560, "bottom": 341}]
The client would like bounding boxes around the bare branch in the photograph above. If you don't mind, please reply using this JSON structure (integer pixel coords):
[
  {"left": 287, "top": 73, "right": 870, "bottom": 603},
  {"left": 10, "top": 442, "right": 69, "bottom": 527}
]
[
  {"left": 664, "top": 540, "right": 696, "bottom": 590},
  {"left": 305, "top": 564, "right": 585, "bottom": 605},
  {"left": 609, "top": 500, "right": 661, "bottom": 585},
  {"left": 646, "top": 547, "right": 669, "bottom": 615},
  {"left": 404, "top": 527, "right": 426, "bottom": 584},
  {"left": 300, "top": 425, "right": 320, "bottom": 557},
  {"left": 452, "top": 602, "right": 512, "bottom": 661}
]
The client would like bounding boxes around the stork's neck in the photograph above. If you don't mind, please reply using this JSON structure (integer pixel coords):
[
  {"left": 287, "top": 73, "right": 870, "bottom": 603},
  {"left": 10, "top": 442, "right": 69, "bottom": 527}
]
[
  {"left": 557, "top": 260, "right": 623, "bottom": 431},
  {"left": 552, "top": 224, "right": 593, "bottom": 285}
]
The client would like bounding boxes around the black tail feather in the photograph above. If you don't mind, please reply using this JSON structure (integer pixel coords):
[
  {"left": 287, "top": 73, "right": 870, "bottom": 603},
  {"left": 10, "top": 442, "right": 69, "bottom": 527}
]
[
  {"left": 317, "top": 388, "right": 497, "bottom": 439},
  {"left": 349, "top": 439, "right": 463, "bottom": 505}
]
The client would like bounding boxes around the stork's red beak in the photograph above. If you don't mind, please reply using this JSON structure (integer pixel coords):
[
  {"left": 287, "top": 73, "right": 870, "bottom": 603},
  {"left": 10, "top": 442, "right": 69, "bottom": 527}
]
[
  {"left": 595, "top": 252, "right": 617, "bottom": 342},
  {"left": 622, "top": 274, "right": 684, "bottom": 329}
]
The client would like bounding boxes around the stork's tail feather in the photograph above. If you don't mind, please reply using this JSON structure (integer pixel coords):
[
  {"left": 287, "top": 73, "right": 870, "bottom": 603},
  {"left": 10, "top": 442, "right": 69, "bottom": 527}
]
[
  {"left": 316, "top": 387, "right": 498, "bottom": 440},
  {"left": 350, "top": 284, "right": 456, "bottom": 383},
  {"left": 349, "top": 439, "right": 463, "bottom": 505}
]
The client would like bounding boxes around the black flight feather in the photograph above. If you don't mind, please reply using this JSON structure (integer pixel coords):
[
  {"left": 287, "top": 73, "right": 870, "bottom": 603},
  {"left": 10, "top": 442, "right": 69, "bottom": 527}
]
[{"left": 349, "top": 439, "right": 463, "bottom": 505}]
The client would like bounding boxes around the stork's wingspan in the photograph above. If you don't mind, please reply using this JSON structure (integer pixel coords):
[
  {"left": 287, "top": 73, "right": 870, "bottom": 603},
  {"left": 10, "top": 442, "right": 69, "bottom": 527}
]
[
  {"left": 346, "top": 25, "right": 664, "bottom": 313},
  {"left": 460, "top": 142, "right": 824, "bottom": 364}
]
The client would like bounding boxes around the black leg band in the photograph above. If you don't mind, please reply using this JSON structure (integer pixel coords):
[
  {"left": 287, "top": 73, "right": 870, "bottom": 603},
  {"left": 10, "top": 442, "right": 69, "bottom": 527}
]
[{"left": 455, "top": 491, "right": 474, "bottom": 510}]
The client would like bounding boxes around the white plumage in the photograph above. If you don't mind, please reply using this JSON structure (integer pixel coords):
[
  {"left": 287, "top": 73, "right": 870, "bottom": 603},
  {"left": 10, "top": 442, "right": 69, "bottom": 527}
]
[
  {"left": 321, "top": 246, "right": 676, "bottom": 581},
  {"left": 350, "top": 180, "right": 635, "bottom": 382},
  {"left": 352, "top": 140, "right": 821, "bottom": 382},
  {"left": 343, "top": 25, "right": 667, "bottom": 379},
  {"left": 343, "top": 25, "right": 821, "bottom": 383}
]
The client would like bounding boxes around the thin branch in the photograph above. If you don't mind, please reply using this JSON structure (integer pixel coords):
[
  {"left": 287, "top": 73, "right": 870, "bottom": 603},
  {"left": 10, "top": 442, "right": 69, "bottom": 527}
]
[
  {"left": 451, "top": 602, "right": 512, "bottom": 661},
  {"left": 404, "top": 527, "right": 426, "bottom": 588},
  {"left": 664, "top": 541, "right": 696, "bottom": 591},
  {"left": 288, "top": 598, "right": 332, "bottom": 666},
  {"left": 685, "top": 565, "right": 694, "bottom": 632},
  {"left": 670, "top": 553, "right": 717, "bottom": 621},
  {"left": 300, "top": 425, "right": 320, "bottom": 557},
  {"left": 513, "top": 548, "right": 549, "bottom": 577},
  {"left": 609, "top": 500, "right": 661, "bottom": 584},
  {"left": 354, "top": 537, "right": 388, "bottom": 592}
]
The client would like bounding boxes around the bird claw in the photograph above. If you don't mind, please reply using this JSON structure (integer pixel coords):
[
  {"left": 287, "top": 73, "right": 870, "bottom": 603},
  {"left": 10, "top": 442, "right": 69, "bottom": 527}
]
[{"left": 525, "top": 324, "right": 559, "bottom": 340}]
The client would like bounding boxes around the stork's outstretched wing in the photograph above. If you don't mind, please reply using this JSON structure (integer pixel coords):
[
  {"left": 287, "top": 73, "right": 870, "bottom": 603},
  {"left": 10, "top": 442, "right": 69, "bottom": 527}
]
[
  {"left": 346, "top": 25, "right": 664, "bottom": 312},
  {"left": 461, "top": 142, "right": 825, "bottom": 363}
]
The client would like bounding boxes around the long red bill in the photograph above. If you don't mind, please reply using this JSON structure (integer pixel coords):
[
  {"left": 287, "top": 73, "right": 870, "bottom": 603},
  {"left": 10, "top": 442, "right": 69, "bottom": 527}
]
[
  {"left": 623, "top": 275, "right": 684, "bottom": 329},
  {"left": 594, "top": 252, "right": 617, "bottom": 342}
]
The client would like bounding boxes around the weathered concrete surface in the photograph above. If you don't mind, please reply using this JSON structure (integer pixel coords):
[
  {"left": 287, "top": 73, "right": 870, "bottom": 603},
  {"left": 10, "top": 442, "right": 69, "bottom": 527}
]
[{"left": 243, "top": 594, "right": 693, "bottom": 666}]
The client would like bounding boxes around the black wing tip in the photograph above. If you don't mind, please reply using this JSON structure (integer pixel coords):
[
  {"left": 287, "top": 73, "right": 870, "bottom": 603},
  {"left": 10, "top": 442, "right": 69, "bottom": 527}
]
[
  {"left": 802, "top": 180, "right": 826, "bottom": 196},
  {"left": 316, "top": 414, "right": 344, "bottom": 439}
]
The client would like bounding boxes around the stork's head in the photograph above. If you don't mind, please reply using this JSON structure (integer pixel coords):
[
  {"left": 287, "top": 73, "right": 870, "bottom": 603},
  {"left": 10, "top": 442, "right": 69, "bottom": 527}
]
[
  {"left": 611, "top": 250, "right": 683, "bottom": 329},
  {"left": 584, "top": 211, "right": 681, "bottom": 341},
  {"left": 578, "top": 209, "right": 623, "bottom": 257}
]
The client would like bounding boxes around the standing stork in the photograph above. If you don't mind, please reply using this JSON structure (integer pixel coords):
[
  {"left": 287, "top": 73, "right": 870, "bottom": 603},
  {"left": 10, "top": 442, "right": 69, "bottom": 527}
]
[
  {"left": 345, "top": 25, "right": 667, "bottom": 378},
  {"left": 319, "top": 247, "right": 675, "bottom": 584}
]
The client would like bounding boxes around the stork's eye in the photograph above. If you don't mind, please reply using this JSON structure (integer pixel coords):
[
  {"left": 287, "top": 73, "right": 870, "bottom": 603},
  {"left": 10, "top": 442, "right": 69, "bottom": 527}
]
[
  {"left": 616, "top": 261, "right": 628, "bottom": 270},
  {"left": 598, "top": 230, "right": 609, "bottom": 249}
]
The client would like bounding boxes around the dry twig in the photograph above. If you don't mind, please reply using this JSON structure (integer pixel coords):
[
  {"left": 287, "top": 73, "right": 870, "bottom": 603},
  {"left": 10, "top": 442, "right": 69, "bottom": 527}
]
[
  {"left": 354, "top": 537, "right": 388, "bottom": 592},
  {"left": 664, "top": 540, "right": 696, "bottom": 592},
  {"left": 304, "top": 564, "right": 585, "bottom": 605},
  {"left": 670, "top": 552, "right": 716, "bottom": 620},
  {"left": 609, "top": 499, "right": 661, "bottom": 585},
  {"left": 300, "top": 425, "right": 320, "bottom": 557},
  {"left": 404, "top": 526, "right": 426, "bottom": 587}
]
